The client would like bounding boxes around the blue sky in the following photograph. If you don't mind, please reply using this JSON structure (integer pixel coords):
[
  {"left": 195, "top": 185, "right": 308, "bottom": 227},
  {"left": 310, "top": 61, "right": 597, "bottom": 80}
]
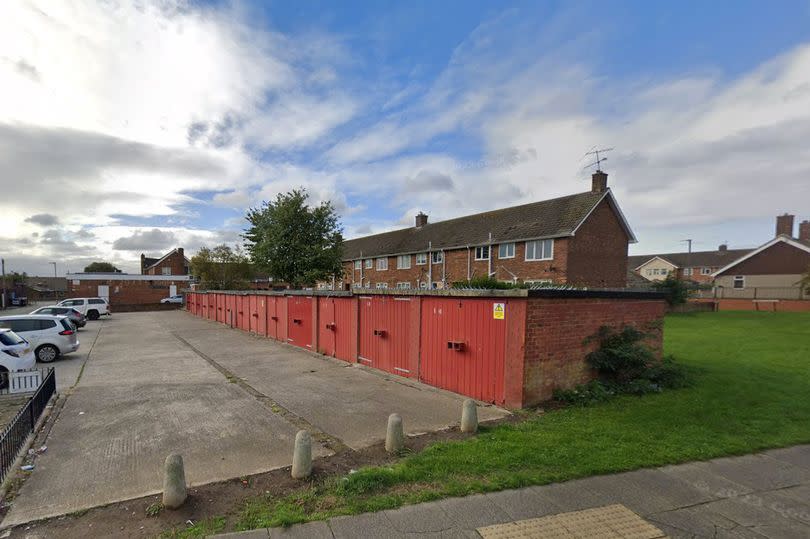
[{"left": 1, "top": 0, "right": 809, "bottom": 274}]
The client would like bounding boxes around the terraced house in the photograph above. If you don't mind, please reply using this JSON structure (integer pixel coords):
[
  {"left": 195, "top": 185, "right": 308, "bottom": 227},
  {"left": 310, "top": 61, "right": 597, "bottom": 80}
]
[{"left": 340, "top": 172, "right": 636, "bottom": 289}]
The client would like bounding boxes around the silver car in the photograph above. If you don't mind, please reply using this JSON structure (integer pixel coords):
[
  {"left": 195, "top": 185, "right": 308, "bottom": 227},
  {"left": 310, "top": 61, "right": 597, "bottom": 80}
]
[{"left": 0, "top": 315, "right": 80, "bottom": 363}]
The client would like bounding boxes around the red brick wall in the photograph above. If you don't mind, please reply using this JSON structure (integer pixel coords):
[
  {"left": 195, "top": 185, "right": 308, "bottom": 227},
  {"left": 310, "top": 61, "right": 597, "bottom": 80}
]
[
  {"left": 566, "top": 198, "right": 629, "bottom": 287},
  {"left": 68, "top": 279, "right": 183, "bottom": 305},
  {"left": 521, "top": 297, "right": 665, "bottom": 406},
  {"left": 145, "top": 249, "right": 188, "bottom": 276}
]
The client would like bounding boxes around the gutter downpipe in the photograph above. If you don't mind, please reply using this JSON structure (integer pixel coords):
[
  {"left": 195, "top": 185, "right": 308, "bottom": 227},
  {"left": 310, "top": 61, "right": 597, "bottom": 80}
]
[
  {"left": 466, "top": 245, "right": 471, "bottom": 281},
  {"left": 428, "top": 241, "right": 432, "bottom": 288},
  {"left": 488, "top": 232, "right": 493, "bottom": 278}
]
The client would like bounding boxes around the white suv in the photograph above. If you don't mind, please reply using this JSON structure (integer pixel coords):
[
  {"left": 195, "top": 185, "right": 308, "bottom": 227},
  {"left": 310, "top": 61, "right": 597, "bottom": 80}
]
[
  {"left": 0, "top": 328, "right": 36, "bottom": 388},
  {"left": 0, "top": 315, "right": 80, "bottom": 363},
  {"left": 57, "top": 298, "right": 111, "bottom": 320}
]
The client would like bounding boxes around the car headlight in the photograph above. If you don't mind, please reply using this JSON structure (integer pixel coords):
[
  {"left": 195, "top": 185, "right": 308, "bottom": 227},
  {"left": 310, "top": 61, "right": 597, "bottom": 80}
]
[{"left": 2, "top": 349, "right": 22, "bottom": 358}]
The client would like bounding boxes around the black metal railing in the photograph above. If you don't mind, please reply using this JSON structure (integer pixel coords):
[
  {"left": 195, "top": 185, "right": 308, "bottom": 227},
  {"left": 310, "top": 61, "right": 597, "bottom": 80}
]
[{"left": 0, "top": 368, "right": 56, "bottom": 484}]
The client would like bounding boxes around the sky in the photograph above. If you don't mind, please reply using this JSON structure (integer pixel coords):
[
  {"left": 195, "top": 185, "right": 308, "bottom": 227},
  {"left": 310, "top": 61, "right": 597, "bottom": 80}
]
[{"left": 1, "top": 0, "right": 809, "bottom": 276}]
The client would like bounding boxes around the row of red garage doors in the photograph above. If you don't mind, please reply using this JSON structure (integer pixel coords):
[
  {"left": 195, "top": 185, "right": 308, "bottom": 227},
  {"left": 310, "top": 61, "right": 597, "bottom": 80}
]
[{"left": 185, "top": 292, "right": 518, "bottom": 405}]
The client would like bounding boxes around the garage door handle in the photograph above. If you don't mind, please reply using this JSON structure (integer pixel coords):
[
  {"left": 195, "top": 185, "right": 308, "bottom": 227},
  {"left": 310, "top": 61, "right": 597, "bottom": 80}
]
[
  {"left": 292, "top": 318, "right": 302, "bottom": 324},
  {"left": 325, "top": 323, "right": 336, "bottom": 331},
  {"left": 252, "top": 313, "right": 258, "bottom": 317},
  {"left": 447, "top": 341, "right": 465, "bottom": 352},
  {"left": 373, "top": 329, "right": 386, "bottom": 337},
  {"left": 271, "top": 316, "right": 279, "bottom": 321}
]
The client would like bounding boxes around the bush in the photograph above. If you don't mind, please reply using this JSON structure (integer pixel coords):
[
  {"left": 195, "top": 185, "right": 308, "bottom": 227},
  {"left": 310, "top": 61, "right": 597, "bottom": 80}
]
[
  {"left": 651, "top": 275, "right": 689, "bottom": 305},
  {"left": 553, "top": 380, "right": 615, "bottom": 406},
  {"left": 451, "top": 277, "right": 519, "bottom": 289},
  {"left": 585, "top": 326, "right": 655, "bottom": 384}
]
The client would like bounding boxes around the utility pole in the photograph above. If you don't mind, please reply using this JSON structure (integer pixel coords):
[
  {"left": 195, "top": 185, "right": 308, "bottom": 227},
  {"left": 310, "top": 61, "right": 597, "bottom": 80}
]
[
  {"left": 1, "top": 258, "right": 5, "bottom": 310},
  {"left": 50, "top": 261, "right": 57, "bottom": 278}
]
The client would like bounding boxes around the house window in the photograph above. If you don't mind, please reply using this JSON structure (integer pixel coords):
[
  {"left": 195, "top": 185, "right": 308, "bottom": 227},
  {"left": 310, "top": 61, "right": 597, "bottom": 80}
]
[
  {"left": 376, "top": 257, "right": 388, "bottom": 270},
  {"left": 474, "top": 246, "right": 490, "bottom": 260},
  {"left": 375, "top": 282, "right": 388, "bottom": 289},
  {"left": 646, "top": 269, "right": 653, "bottom": 276},
  {"left": 161, "top": 267, "right": 171, "bottom": 276},
  {"left": 396, "top": 255, "right": 411, "bottom": 269},
  {"left": 431, "top": 251, "right": 443, "bottom": 264},
  {"left": 354, "top": 260, "right": 361, "bottom": 270},
  {"left": 652, "top": 269, "right": 660, "bottom": 275},
  {"left": 683, "top": 268, "right": 693, "bottom": 276},
  {"left": 498, "top": 243, "right": 515, "bottom": 259},
  {"left": 733, "top": 276, "right": 745, "bottom": 289},
  {"left": 352, "top": 282, "right": 363, "bottom": 288},
  {"left": 364, "top": 259, "right": 372, "bottom": 269},
  {"left": 396, "top": 282, "right": 411, "bottom": 289},
  {"left": 415, "top": 253, "right": 427, "bottom": 265},
  {"left": 419, "top": 281, "right": 429, "bottom": 289},
  {"left": 525, "top": 239, "right": 553, "bottom": 261},
  {"left": 701, "top": 267, "right": 712, "bottom": 275}
]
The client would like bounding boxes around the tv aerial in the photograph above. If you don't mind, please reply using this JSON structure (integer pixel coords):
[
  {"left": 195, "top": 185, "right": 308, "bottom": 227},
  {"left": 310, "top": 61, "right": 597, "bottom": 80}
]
[{"left": 582, "top": 147, "right": 613, "bottom": 171}]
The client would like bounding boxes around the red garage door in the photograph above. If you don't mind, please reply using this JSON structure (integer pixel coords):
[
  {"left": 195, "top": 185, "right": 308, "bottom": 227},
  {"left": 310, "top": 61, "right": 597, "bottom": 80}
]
[
  {"left": 358, "top": 296, "right": 412, "bottom": 377},
  {"left": 216, "top": 294, "right": 226, "bottom": 323},
  {"left": 265, "top": 296, "right": 280, "bottom": 340},
  {"left": 286, "top": 296, "right": 313, "bottom": 349},
  {"left": 249, "top": 295, "right": 260, "bottom": 334},
  {"left": 318, "top": 297, "right": 354, "bottom": 362},
  {"left": 236, "top": 296, "right": 250, "bottom": 331},
  {"left": 419, "top": 298, "right": 507, "bottom": 404}
]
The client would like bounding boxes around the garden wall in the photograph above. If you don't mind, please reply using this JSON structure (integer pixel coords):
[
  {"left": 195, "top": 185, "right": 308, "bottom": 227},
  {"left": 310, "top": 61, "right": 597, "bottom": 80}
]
[{"left": 186, "top": 288, "right": 666, "bottom": 408}]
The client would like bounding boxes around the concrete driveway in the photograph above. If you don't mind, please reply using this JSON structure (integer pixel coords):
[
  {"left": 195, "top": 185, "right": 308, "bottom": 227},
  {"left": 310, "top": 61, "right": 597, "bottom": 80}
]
[{"left": 3, "top": 311, "right": 507, "bottom": 527}]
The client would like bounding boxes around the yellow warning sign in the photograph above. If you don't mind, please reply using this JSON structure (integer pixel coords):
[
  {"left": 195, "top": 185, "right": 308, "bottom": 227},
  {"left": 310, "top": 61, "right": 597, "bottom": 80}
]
[{"left": 493, "top": 302, "right": 505, "bottom": 320}]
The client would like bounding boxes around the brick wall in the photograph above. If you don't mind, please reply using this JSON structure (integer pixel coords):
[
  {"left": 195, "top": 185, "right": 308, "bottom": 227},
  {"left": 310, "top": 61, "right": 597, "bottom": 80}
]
[
  {"left": 68, "top": 279, "right": 183, "bottom": 305},
  {"left": 144, "top": 249, "right": 188, "bottom": 276},
  {"left": 521, "top": 296, "right": 665, "bottom": 406},
  {"left": 566, "top": 198, "right": 629, "bottom": 287}
]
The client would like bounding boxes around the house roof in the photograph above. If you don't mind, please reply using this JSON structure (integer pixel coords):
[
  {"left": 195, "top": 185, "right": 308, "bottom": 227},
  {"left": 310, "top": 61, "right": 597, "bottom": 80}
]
[
  {"left": 143, "top": 248, "right": 190, "bottom": 271},
  {"left": 343, "top": 190, "right": 635, "bottom": 260},
  {"left": 712, "top": 236, "right": 810, "bottom": 277},
  {"left": 628, "top": 248, "right": 753, "bottom": 272}
]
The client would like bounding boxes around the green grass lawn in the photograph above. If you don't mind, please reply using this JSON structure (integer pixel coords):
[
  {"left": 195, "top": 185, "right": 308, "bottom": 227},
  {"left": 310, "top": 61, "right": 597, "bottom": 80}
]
[{"left": 167, "top": 311, "right": 810, "bottom": 536}]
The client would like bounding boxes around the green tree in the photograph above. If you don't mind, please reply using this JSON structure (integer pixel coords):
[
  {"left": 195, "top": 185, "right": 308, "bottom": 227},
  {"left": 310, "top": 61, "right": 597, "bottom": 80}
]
[
  {"left": 651, "top": 274, "right": 689, "bottom": 306},
  {"left": 83, "top": 261, "right": 121, "bottom": 273},
  {"left": 797, "top": 265, "right": 810, "bottom": 295},
  {"left": 190, "top": 245, "right": 254, "bottom": 290},
  {"left": 244, "top": 189, "right": 344, "bottom": 287}
]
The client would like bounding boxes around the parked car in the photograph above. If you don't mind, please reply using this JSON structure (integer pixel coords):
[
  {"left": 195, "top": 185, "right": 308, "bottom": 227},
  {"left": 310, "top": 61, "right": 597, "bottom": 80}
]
[
  {"left": 0, "top": 315, "right": 80, "bottom": 363},
  {"left": 29, "top": 306, "right": 87, "bottom": 328},
  {"left": 160, "top": 295, "right": 184, "bottom": 304},
  {"left": 0, "top": 328, "right": 36, "bottom": 388},
  {"left": 57, "top": 297, "right": 111, "bottom": 320}
]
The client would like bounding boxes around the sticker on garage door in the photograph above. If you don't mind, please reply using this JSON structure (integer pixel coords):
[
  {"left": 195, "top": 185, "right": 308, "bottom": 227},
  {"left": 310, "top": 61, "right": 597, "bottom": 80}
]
[{"left": 493, "top": 302, "right": 505, "bottom": 320}]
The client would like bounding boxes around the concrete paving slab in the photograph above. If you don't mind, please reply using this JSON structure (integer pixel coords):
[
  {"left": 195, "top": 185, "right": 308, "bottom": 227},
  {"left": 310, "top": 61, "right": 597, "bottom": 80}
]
[
  {"left": 3, "top": 314, "right": 329, "bottom": 527},
  {"left": 269, "top": 521, "right": 334, "bottom": 538},
  {"left": 213, "top": 529, "right": 270, "bottom": 538},
  {"left": 164, "top": 312, "right": 508, "bottom": 450},
  {"left": 486, "top": 487, "right": 564, "bottom": 521},
  {"left": 658, "top": 461, "right": 754, "bottom": 499},
  {"left": 763, "top": 445, "right": 810, "bottom": 471},
  {"left": 437, "top": 493, "right": 512, "bottom": 530},
  {"left": 384, "top": 502, "right": 456, "bottom": 533},
  {"left": 704, "top": 453, "right": 810, "bottom": 491},
  {"left": 329, "top": 512, "right": 402, "bottom": 539}
]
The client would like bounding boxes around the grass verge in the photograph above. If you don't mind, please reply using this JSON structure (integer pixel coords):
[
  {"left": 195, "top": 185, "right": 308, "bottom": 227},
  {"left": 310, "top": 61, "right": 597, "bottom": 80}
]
[{"left": 177, "top": 312, "right": 810, "bottom": 535}]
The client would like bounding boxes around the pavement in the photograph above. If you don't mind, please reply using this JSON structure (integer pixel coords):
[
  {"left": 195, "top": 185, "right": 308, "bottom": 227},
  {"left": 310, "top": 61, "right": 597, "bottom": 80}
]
[
  {"left": 211, "top": 444, "right": 810, "bottom": 538},
  {"left": 2, "top": 311, "right": 507, "bottom": 528}
]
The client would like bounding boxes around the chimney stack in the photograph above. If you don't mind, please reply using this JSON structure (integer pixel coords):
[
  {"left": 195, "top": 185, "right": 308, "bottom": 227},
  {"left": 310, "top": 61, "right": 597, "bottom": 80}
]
[
  {"left": 775, "top": 213, "right": 795, "bottom": 237},
  {"left": 800, "top": 220, "right": 810, "bottom": 243},
  {"left": 718, "top": 244, "right": 727, "bottom": 252},
  {"left": 415, "top": 212, "right": 428, "bottom": 228},
  {"left": 591, "top": 171, "right": 608, "bottom": 193}
]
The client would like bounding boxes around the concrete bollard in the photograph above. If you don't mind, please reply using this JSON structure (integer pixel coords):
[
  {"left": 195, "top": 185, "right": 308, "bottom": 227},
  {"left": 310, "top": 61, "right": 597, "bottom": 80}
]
[
  {"left": 162, "top": 453, "right": 187, "bottom": 509},
  {"left": 385, "top": 413, "right": 405, "bottom": 453},
  {"left": 291, "top": 430, "right": 312, "bottom": 479},
  {"left": 460, "top": 399, "right": 478, "bottom": 433}
]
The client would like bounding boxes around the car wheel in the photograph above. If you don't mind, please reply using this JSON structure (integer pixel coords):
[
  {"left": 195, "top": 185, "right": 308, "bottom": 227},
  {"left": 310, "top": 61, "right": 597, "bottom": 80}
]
[
  {"left": 0, "top": 368, "right": 8, "bottom": 390},
  {"left": 36, "top": 344, "right": 59, "bottom": 363},
  {"left": 87, "top": 310, "right": 100, "bottom": 320}
]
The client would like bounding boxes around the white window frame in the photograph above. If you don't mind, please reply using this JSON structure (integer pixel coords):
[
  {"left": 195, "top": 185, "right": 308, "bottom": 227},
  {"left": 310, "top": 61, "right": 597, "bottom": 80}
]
[
  {"left": 396, "top": 282, "right": 411, "bottom": 289},
  {"left": 525, "top": 239, "right": 553, "bottom": 261},
  {"left": 419, "top": 281, "right": 429, "bottom": 289},
  {"left": 364, "top": 259, "right": 372, "bottom": 269},
  {"left": 646, "top": 269, "right": 653, "bottom": 276},
  {"left": 354, "top": 260, "right": 361, "bottom": 270},
  {"left": 498, "top": 243, "right": 515, "bottom": 259},
  {"left": 415, "top": 253, "right": 427, "bottom": 265},
  {"left": 701, "top": 267, "right": 712, "bottom": 275},
  {"left": 683, "top": 268, "right": 693, "bottom": 276},
  {"left": 396, "top": 255, "right": 411, "bottom": 269},
  {"left": 161, "top": 267, "right": 171, "bottom": 276},
  {"left": 376, "top": 257, "right": 388, "bottom": 270},
  {"left": 474, "top": 246, "right": 490, "bottom": 260},
  {"left": 431, "top": 251, "right": 443, "bottom": 264},
  {"left": 375, "top": 282, "right": 389, "bottom": 289},
  {"left": 733, "top": 276, "right": 745, "bottom": 289}
]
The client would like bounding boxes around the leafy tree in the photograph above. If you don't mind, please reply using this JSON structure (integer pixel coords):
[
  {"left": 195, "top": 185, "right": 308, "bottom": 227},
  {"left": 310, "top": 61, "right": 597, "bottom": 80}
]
[
  {"left": 797, "top": 265, "right": 810, "bottom": 296},
  {"left": 84, "top": 261, "right": 121, "bottom": 273},
  {"left": 190, "top": 245, "right": 254, "bottom": 290},
  {"left": 651, "top": 274, "right": 689, "bottom": 306},
  {"left": 244, "top": 189, "right": 344, "bottom": 287}
]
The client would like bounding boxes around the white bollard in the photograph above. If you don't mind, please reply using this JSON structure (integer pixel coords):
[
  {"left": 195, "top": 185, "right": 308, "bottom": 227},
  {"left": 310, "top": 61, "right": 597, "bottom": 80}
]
[
  {"left": 460, "top": 399, "right": 478, "bottom": 433},
  {"left": 385, "top": 413, "right": 405, "bottom": 453},
  {"left": 291, "top": 430, "right": 313, "bottom": 479},
  {"left": 162, "top": 454, "right": 187, "bottom": 509}
]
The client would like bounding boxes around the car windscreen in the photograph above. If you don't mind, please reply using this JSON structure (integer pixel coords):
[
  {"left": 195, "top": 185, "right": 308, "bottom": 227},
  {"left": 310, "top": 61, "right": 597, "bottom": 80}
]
[
  {"left": 89, "top": 299, "right": 106, "bottom": 304},
  {"left": 0, "top": 331, "right": 26, "bottom": 346}
]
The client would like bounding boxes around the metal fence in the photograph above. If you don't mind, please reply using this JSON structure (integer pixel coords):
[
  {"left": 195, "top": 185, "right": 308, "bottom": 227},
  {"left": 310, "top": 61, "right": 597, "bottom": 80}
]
[
  {"left": 692, "top": 287, "right": 808, "bottom": 300},
  {"left": 0, "top": 368, "right": 56, "bottom": 484}
]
